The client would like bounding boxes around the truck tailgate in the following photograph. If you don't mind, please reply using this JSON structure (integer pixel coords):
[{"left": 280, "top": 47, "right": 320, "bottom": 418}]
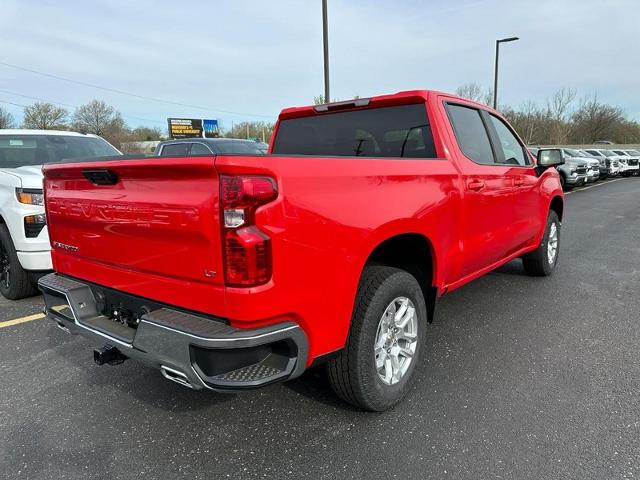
[{"left": 43, "top": 156, "right": 225, "bottom": 315}]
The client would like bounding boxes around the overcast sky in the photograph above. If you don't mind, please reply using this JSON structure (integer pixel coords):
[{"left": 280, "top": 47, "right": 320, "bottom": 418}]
[{"left": 1, "top": 0, "right": 638, "bottom": 130}]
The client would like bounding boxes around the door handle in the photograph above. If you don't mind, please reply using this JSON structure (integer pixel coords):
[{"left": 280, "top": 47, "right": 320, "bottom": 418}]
[
  {"left": 467, "top": 179, "right": 485, "bottom": 191},
  {"left": 514, "top": 177, "right": 524, "bottom": 187}
]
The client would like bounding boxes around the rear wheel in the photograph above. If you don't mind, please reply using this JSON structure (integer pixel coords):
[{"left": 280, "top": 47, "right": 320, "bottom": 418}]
[
  {"left": 327, "top": 266, "right": 427, "bottom": 411},
  {"left": 0, "top": 225, "right": 39, "bottom": 300},
  {"left": 522, "top": 211, "right": 560, "bottom": 277}
]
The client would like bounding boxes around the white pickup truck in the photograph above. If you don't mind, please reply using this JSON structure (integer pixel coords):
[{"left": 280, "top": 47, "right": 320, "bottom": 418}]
[{"left": 0, "top": 129, "right": 120, "bottom": 299}]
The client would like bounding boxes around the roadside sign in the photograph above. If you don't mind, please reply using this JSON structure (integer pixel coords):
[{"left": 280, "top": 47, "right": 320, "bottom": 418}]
[
  {"left": 203, "top": 119, "right": 219, "bottom": 138},
  {"left": 167, "top": 118, "right": 203, "bottom": 138},
  {"left": 168, "top": 118, "right": 219, "bottom": 138}
]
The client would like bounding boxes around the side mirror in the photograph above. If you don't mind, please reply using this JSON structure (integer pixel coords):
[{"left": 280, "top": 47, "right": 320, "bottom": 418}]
[{"left": 537, "top": 148, "right": 564, "bottom": 168}]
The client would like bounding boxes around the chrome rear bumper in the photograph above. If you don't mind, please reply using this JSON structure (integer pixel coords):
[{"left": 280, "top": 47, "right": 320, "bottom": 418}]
[{"left": 38, "top": 273, "right": 308, "bottom": 391}]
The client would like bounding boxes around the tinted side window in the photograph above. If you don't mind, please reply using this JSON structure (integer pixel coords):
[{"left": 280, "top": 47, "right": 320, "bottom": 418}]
[
  {"left": 446, "top": 104, "right": 494, "bottom": 165},
  {"left": 272, "top": 103, "right": 437, "bottom": 159},
  {"left": 159, "top": 143, "right": 190, "bottom": 156},
  {"left": 190, "top": 143, "right": 212, "bottom": 155},
  {"left": 489, "top": 115, "right": 529, "bottom": 165}
]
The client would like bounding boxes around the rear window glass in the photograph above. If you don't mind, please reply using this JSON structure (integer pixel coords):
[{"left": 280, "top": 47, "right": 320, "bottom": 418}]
[
  {"left": 272, "top": 104, "right": 437, "bottom": 158},
  {"left": 0, "top": 135, "right": 120, "bottom": 168}
]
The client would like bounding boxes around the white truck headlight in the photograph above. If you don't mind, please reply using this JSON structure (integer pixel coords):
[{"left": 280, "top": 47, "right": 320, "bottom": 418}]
[{"left": 16, "top": 188, "right": 44, "bottom": 206}]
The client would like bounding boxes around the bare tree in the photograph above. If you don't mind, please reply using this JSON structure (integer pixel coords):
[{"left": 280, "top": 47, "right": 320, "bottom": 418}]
[
  {"left": 455, "top": 83, "right": 493, "bottom": 106},
  {"left": 22, "top": 102, "right": 68, "bottom": 130},
  {"left": 0, "top": 107, "right": 16, "bottom": 129},
  {"left": 225, "top": 121, "right": 275, "bottom": 142},
  {"left": 569, "top": 94, "right": 625, "bottom": 143},
  {"left": 455, "top": 84, "right": 639, "bottom": 145},
  {"left": 545, "top": 88, "right": 576, "bottom": 144},
  {"left": 502, "top": 101, "right": 551, "bottom": 145},
  {"left": 128, "top": 126, "right": 164, "bottom": 142},
  {"left": 72, "top": 100, "right": 124, "bottom": 136}
]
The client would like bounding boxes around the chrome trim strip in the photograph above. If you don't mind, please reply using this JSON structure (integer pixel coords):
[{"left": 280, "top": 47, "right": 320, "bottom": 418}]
[
  {"left": 138, "top": 319, "right": 299, "bottom": 343},
  {"left": 41, "top": 283, "right": 133, "bottom": 349}
]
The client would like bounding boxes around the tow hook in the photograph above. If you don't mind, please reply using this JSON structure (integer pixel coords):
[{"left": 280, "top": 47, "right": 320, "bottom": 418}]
[{"left": 93, "top": 345, "right": 128, "bottom": 365}]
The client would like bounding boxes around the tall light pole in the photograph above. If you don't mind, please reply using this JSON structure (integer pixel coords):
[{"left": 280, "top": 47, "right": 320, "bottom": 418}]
[
  {"left": 322, "top": 0, "right": 330, "bottom": 103},
  {"left": 493, "top": 36, "right": 519, "bottom": 109}
]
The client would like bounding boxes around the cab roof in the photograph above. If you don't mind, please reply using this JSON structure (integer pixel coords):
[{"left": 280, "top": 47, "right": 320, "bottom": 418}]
[{"left": 278, "top": 90, "right": 491, "bottom": 121}]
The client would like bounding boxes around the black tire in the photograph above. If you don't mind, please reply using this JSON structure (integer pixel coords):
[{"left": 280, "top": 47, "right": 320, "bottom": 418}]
[
  {"left": 559, "top": 174, "right": 573, "bottom": 191},
  {"left": 327, "top": 266, "right": 427, "bottom": 411},
  {"left": 0, "top": 225, "right": 39, "bottom": 300},
  {"left": 522, "top": 211, "right": 561, "bottom": 277}
]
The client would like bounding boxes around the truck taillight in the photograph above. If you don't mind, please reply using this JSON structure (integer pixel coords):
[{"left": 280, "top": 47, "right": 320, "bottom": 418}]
[{"left": 220, "top": 175, "right": 277, "bottom": 287}]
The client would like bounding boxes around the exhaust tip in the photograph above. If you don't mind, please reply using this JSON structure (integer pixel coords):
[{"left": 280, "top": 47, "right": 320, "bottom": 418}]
[
  {"left": 56, "top": 321, "right": 71, "bottom": 334},
  {"left": 160, "top": 365, "right": 193, "bottom": 389}
]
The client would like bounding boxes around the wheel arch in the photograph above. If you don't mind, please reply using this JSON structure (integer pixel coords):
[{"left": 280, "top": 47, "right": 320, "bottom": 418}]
[
  {"left": 363, "top": 232, "right": 437, "bottom": 323},
  {"left": 549, "top": 196, "right": 564, "bottom": 222}
]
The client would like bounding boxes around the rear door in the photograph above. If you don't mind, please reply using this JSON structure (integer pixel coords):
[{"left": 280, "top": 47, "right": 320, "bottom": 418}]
[{"left": 444, "top": 102, "right": 529, "bottom": 278}]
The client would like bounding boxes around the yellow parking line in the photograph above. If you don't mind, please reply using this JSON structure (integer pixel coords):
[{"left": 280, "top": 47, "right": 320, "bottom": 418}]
[{"left": 0, "top": 313, "right": 45, "bottom": 328}]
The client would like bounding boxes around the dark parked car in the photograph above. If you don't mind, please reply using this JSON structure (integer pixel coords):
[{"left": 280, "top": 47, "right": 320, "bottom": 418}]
[
  {"left": 529, "top": 147, "right": 587, "bottom": 190},
  {"left": 155, "top": 138, "right": 266, "bottom": 156}
]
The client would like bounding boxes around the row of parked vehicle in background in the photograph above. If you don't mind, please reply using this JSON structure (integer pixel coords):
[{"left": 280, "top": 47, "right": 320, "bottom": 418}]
[
  {"left": 528, "top": 146, "right": 640, "bottom": 190},
  {"left": 1, "top": 125, "right": 638, "bottom": 302}
]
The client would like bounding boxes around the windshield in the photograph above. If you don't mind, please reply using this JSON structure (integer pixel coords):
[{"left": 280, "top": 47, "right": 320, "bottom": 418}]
[
  {"left": 0, "top": 134, "right": 120, "bottom": 168},
  {"left": 564, "top": 149, "right": 582, "bottom": 157},
  {"left": 627, "top": 150, "right": 640, "bottom": 155},
  {"left": 613, "top": 150, "right": 628, "bottom": 156},
  {"left": 600, "top": 150, "right": 617, "bottom": 157}
]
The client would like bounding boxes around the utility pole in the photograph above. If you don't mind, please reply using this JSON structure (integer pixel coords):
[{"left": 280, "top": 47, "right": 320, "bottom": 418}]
[
  {"left": 322, "top": 0, "right": 330, "bottom": 103},
  {"left": 493, "top": 36, "right": 519, "bottom": 109}
]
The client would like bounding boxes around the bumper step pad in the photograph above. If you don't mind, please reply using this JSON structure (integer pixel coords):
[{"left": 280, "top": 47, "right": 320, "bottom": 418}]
[{"left": 214, "top": 361, "right": 284, "bottom": 383}]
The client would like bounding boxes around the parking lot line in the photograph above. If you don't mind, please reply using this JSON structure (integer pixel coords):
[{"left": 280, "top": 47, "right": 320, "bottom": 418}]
[
  {"left": 0, "top": 313, "right": 45, "bottom": 329},
  {"left": 564, "top": 177, "right": 626, "bottom": 195}
]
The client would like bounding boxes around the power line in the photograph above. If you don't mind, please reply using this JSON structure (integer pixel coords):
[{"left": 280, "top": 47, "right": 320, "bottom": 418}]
[
  {"left": 0, "top": 60, "right": 274, "bottom": 119},
  {"left": 0, "top": 90, "right": 74, "bottom": 109},
  {"left": 0, "top": 89, "right": 166, "bottom": 125},
  {"left": 0, "top": 99, "right": 28, "bottom": 108}
]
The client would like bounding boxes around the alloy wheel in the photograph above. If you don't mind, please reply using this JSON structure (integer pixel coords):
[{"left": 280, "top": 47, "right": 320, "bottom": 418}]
[
  {"left": 547, "top": 222, "right": 559, "bottom": 265},
  {"left": 374, "top": 297, "right": 418, "bottom": 385}
]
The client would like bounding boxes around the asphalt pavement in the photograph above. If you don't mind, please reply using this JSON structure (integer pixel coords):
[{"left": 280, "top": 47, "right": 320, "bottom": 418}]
[{"left": 1, "top": 177, "right": 638, "bottom": 479}]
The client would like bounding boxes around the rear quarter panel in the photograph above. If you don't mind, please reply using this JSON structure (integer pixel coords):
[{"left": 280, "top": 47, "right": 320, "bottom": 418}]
[{"left": 216, "top": 152, "right": 462, "bottom": 360}]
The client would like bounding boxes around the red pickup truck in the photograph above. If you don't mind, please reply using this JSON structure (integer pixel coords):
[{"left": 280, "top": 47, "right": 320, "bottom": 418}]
[{"left": 39, "top": 90, "right": 564, "bottom": 411}]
